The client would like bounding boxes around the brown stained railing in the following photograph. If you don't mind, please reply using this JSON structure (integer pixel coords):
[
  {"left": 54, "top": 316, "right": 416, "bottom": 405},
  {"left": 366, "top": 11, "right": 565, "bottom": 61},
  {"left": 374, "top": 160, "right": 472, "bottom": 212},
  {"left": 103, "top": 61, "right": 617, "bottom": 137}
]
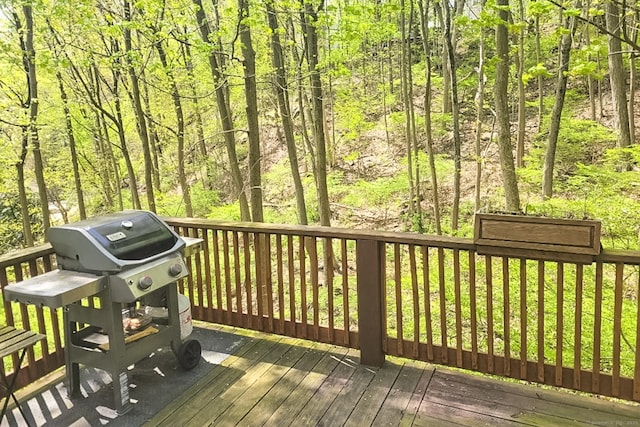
[
  {"left": 0, "top": 244, "right": 63, "bottom": 392},
  {"left": 2, "top": 218, "right": 640, "bottom": 403},
  {"left": 164, "top": 218, "right": 640, "bottom": 403}
]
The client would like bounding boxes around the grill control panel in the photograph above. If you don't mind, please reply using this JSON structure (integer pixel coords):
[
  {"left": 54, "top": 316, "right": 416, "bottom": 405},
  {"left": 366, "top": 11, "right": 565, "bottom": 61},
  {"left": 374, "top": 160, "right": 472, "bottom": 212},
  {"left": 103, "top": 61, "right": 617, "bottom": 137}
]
[{"left": 110, "top": 252, "right": 188, "bottom": 302}]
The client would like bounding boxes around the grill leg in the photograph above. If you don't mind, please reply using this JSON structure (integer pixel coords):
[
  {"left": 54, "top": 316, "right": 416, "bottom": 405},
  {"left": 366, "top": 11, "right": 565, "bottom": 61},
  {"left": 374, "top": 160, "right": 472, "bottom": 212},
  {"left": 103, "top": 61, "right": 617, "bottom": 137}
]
[
  {"left": 106, "top": 296, "right": 133, "bottom": 415},
  {"left": 166, "top": 284, "right": 182, "bottom": 355},
  {"left": 63, "top": 308, "right": 81, "bottom": 398}
]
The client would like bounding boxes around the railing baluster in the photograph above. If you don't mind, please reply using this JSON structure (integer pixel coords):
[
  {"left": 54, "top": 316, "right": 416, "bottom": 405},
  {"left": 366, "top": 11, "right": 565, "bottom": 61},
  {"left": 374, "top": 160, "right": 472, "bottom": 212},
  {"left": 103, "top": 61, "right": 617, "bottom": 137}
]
[
  {"left": 212, "top": 230, "right": 223, "bottom": 323},
  {"left": 255, "top": 234, "right": 264, "bottom": 329},
  {"left": 556, "top": 262, "right": 564, "bottom": 387},
  {"left": 469, "top": 251, "right": 477, "bottom": 370},
  {"left": 519, "top": 259, "right": 527, "bottom": 380},
  {"left": 193, "top": 229, "right": 204, "bottom": 318},
  {"left": 233, "top": 232, "right": 242, "bottom": 324},
  {"left": 634, "top": 268, "right": 640, "bottom": 401},
  {"left": 265, "top": 234, "right": 274, "bottom": 333},
  {"left": 438, "top": 248, "right": 447, "bottom": 364},
  {"left": 409, "top": 245, "right": 419, "bottom": 359},
  {"left": 593, "top": 262, "right": 603, "bottom": 393},
  {"left": 486, "top": 255, "right": 494, "bottom": 373},
  {"left": 202, "top": 229, "right": 213, "bottom": 322},
  {"left": 276, "top": 235, "right": 285, "bottom": 335},
  {"left": 310, "top": 237, "right": 319, "bottom": 341},
  {"left": 287, "top": 235, "right": 296, "bottom": 335},
  {"left": 222, "top": 231, "right": 233, "bottom": 324},
  {"left": 454, "top": 249, "right": 462, "bottom": 368},
  {"left": 299, "top": 236, "right": 307, "bottom": 338},
  {"left": 326, "top": 238, "right": 335, "bottom": 343},
  {"left": 613, "top": 263, "right": 623, "bottom": 396},
  {"left": 422, "top": 247, "right": 433, "bottom": 362},
  {"left": 243, "top": 232, "right": 253, "bottom": 329},
  {"left": 537, "top": 260, "right": 545, "bottom": 383},
  {"left": 574, "top": 264, "right": 583, "bottom": 390},
  {"left": 341, "top": 239, "right": 349, "bottom": 346},
  {"left": 502, "top": 256, "right": 510, "bottom": 376},
  {"left": 394, "top": 243, "right": 403, "bottom": 356}
]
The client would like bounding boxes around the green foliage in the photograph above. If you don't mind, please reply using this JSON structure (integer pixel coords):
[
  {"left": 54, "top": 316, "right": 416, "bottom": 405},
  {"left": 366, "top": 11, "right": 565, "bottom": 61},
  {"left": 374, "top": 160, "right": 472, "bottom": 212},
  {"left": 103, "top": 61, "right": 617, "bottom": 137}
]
[
  {"left": 0, "top": 191, "right": 43, "bottom": 252},
  {"left": 523, "top": 117, "right": 617, "bottom": 188}
]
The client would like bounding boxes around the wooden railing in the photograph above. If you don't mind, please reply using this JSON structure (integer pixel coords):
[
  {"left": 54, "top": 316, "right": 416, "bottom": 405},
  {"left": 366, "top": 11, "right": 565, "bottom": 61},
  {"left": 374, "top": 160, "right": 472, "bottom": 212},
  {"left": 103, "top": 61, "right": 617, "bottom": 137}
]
[
  {"left": 0, "top": 243, "right": 62, "bottom": 392},
  {"left": 1, "top": 218, "right": 640, "bottom": 402}
]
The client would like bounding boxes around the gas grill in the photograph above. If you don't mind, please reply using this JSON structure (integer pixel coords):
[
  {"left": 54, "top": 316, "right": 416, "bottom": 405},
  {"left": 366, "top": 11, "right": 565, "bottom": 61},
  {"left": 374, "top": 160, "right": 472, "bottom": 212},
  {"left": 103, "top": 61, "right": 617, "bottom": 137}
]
[{"left": 3, "top": 210, "right": 202, "bottom": 414}]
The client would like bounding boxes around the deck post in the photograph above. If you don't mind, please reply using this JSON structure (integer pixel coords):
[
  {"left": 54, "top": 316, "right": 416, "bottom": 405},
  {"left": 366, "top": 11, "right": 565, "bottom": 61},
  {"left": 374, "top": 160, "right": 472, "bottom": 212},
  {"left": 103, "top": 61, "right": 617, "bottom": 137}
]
[{"left": 356, "top": 239, "right": 385, "bottom": 367}]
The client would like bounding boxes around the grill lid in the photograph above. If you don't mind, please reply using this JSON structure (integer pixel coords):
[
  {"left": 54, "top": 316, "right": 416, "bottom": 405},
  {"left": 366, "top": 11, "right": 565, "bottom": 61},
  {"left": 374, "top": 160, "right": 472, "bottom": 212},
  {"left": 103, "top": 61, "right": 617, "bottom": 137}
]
[{"left": 47, "top": 210, "right": 185, "bottom": 273}]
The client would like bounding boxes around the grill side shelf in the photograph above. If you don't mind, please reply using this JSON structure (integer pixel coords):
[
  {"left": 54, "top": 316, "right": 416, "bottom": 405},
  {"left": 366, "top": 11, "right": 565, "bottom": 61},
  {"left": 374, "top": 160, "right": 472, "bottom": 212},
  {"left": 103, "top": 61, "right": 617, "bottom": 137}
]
[{"left": 3, "top": 270, "right": 106, "bottom": 309}]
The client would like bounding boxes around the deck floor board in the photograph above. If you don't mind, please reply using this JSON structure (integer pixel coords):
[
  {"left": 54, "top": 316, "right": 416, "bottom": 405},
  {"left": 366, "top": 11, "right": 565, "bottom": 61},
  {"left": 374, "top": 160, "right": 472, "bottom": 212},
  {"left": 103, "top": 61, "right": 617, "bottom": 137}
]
[{"left": 144, "top": 327, "right": 640, "bottom": 427}]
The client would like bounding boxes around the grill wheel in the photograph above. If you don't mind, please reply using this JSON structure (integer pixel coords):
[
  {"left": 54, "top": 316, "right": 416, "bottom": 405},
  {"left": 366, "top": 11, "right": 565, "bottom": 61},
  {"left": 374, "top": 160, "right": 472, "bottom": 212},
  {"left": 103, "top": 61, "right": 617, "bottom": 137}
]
[{"left": 177, "top": 339, "right": 201, "bottom": 370}]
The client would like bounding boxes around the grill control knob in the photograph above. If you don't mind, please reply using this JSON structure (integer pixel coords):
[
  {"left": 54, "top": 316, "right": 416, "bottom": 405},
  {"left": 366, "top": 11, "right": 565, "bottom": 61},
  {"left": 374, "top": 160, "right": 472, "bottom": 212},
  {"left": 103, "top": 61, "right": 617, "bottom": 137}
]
[
  {"left": 138, "top": 276, "right": 153, "bottom": 290},
  {"left": 169, "top": 263, "right": 183, "bottom": 276}
]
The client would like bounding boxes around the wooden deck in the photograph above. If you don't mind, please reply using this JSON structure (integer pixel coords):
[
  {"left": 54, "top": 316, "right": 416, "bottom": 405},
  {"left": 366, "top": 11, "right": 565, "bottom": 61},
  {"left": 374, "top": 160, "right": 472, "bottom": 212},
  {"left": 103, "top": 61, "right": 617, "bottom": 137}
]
[{"left": 146, "top": 326, "right": 640, "bottom": 427}]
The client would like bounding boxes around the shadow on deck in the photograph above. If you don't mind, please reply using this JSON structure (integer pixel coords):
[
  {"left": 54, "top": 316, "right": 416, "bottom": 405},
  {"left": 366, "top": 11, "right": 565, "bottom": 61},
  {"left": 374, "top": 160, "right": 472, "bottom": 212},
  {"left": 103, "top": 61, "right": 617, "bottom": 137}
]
[{"left": 3, "top": 323, "right": 640, "bottom": 426}]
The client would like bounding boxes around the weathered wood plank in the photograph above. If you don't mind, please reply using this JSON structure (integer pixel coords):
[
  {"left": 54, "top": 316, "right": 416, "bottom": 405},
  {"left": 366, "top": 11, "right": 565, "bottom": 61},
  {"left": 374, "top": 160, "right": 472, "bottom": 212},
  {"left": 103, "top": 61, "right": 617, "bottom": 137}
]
[
  {"left": 363, "top": 359, "right": 421, "bottom": 426},
  {"left": 397, "top": 362, "right": 434, "bottom": 427},
  {"left": 213, "top": 338, "right": 310, "bottom": 425},
  {"left": 427, "top": 369, "right": 640, "bottom": 425},
  {"left": 193, "top": 336, "right": 300, "bottom": 426},
  {"left": 150, "top": 333, "right": 280, "bottom": 426},
  {"left": 344, "top": 360, "right": 402, "bottom": 426},
  {"left": 318, "top": 362, "right": 376, "bottom": 425},
  {"left": 243, "top": 342, "right": 325, "bottom": 425},
  {"left": 263, "top": 345, "right": 349, "bottom": 425},
  {"left": 293, "top": 349, "right": 361, "bottom": 425}
]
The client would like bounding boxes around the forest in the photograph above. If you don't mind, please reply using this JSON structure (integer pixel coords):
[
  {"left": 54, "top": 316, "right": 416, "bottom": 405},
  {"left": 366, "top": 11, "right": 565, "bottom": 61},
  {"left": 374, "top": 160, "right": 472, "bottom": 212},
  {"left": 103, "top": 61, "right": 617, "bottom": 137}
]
[{"left": 1, "top": 0, "right": 640, "bottom": 254}]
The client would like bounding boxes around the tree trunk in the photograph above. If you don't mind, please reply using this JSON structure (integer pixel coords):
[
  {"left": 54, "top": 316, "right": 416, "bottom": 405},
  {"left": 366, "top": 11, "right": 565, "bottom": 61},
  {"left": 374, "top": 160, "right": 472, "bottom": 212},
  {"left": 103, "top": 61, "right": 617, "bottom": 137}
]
[
  {"left": 302, "top": 0, "right": 332, "bottom": 227},
  {"left": 193, "top": 0, "right": 251, "bottom": 221},
  {"left": 473, "top": 0, "right": 487, "bottom": 211},
  {"left": 418, "top": 0, "right": 442, "bottom": 234},
  {"left": 515, "top": 0, "right": 526, "bottom": 167},
  {"left": 139, "top": 69, "right": 162, "bottom": 192},
  {"left": 123, "top": 0, "right": 156, "bottom": 212},
  {"left": 239, "top": 0, "right": 264, "bottom": 223},
  {"left": 56, "top": 70, "right": 87, "bottom": 219},
  {"left": 20, "top": 6, "right": 51, "bottom": 231},
  {"left": 17, "top": 129, "right": 34, "bottom": 246},
  {"left": 153, "top": 35, "right": 193, "bottom": 217},
  {"left": 605, "top": 0, "right": 632, "bottom": 148},
  {"left": 437, "top": 0, "right": 462, "bottom": 229},
  {"left": 542, "top": 9, "right": 578, "bottom": 199},
  {"left": 535, "top": 16, "right": 544, "bottom": 131},
  {"left": 494, "top": 0, "right": 520, "bottom": 211},
  {"left": 400, "top": 0, "right": 416, "bottom": 218},
  {"left": 266, "top": 0, "right": 308, "bottom": 225}
]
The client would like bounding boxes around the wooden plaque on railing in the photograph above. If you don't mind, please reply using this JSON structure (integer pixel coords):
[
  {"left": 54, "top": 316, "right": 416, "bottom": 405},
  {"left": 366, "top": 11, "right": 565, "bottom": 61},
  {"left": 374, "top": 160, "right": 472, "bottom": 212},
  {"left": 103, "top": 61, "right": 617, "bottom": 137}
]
[{"left": 474, "top": 213, "right": 601, "bottom": 262}]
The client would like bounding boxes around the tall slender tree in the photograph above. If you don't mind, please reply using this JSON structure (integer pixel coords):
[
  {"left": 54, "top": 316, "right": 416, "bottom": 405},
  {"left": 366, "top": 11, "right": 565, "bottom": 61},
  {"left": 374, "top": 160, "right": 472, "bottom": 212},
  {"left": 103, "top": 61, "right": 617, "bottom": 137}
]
[
  {"left": 193, "top": 0, "right": 251, "bottom": 221},
  {"left": 17, "top": 5, "right": 51, "bottom": 231},
  {"left": 494, "top": 0, "right": 520, "bottom": 211},
  {"left": 302, "top": 0, "right": 332, "bottom": 227},
  {"left": 542, "top": 5, "right": 579, "bottom": 199},
  {"left": 239, "top": 0, "right": 263, "bottom": 222},
  {"left": 266, "top": 0, "right": 308, "bottom": 225},
  {"left": 123, "top": 0, "right": 156, "bottom": 212}
]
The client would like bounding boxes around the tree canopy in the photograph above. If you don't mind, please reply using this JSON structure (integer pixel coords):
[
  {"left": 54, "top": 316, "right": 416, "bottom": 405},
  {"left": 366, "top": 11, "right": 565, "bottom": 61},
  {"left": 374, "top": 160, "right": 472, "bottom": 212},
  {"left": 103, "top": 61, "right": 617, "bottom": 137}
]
[{"left": 1, "top": 0, "right": 640, "bottom": 249}]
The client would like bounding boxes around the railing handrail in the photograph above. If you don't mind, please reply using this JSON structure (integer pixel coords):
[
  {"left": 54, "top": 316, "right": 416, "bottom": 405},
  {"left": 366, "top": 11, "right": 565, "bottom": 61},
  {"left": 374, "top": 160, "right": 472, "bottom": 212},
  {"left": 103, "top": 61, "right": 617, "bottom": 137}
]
[
  {"left": 165, "top": 217, "right": 477, "bottom": 250},
  {"left": 0, "top": 243, "right": 54, "bottom": 269},
  {"left": 3, "top": 220, "right": 640, "bottom": 267}
]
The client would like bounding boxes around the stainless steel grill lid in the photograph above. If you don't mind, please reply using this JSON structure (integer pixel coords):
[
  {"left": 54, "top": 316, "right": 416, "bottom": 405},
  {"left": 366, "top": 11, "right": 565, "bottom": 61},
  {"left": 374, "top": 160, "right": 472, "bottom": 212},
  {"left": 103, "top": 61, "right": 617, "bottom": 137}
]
[{"left": 47, "top": 210, "right": 185, "bottom": 273}]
